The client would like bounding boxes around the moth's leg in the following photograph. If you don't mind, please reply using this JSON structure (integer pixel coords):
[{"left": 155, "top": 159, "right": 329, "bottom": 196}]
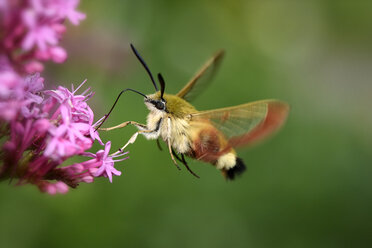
[
  {"left": 111, "top": 129, "right": 154, "bottom": 156},
  {"left": 172, "top": 149, "right": 182, "bottom": 162},
  {"left": 111, "top": 118, "right": 163, "bottom": 156},
  {"left": 167, "top": 139, "right": 181, "bottom": 170},
  {"left": 181, "top": 154, "right": 200, "bottom": 178},
  {"left": 171, "top": 149, "right": 200, "bottom": 178},
  {"left": 166, "top": 117, "right": 180, "bottom": 170},
  {"left": 156, "top": 139, "right": 163, "bottom": 151},
  {"left": 99, "top": 121, "right": 147, "bottom": 131}
]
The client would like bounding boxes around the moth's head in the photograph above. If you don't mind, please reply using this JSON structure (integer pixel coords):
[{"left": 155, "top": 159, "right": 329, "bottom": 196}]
[
  {"left": 143, "top": 71, "right": 168, "bottom": 111},
  {"left": 145, "top": 92, "right": 196, "bottom": 118},
  {"left": 144, "top": 92, "right": 167, "bottom": 113}
]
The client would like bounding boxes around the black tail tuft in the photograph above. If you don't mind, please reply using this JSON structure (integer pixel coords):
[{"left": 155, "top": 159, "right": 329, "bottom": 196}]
[{"left": 225, "top": 157, "right": 246, "bottom": 180}]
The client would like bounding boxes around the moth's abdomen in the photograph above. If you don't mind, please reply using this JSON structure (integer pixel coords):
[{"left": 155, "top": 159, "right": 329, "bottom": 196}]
[
  {"left": 190, "top": 127, "right": 222, "bottom": 163},
  {"left": 189, "top": 123, "right": 246, "bottom": 179},
  {"left": 221, "top": 157, "right": 246, "bottom": 180},
  {"left": 216, "top": 153, "right": 246, "bottom": 180}
]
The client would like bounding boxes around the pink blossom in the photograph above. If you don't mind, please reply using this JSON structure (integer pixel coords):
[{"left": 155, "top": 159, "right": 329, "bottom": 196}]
[
  {"left": 0, "top": 74, "right": 128, "bottom": 194},
  {"left": 38, "top": 181, "right": 69, "bottom": 195},
  {"left": 52, "top": 142, "right": 128, "bottom": 186},
  {"left": 0, "top": 0, "right": 128, "bottom": 195},
  {"left": 0, "top": 0, "right": 85, "bottom": 73},
  {"left": 0, "top": 57, "right": 24, "bottom": 98},
  {"left": 24, "top": 61, "right": 44, "bottom": 74},
  {"left": 50, "top": 0, "right": 86, "bottom": 25},
  {"left": 49, "top": 46, "right": 67, "bottom": 63},
  {"left": 21, "top": 9, "right": 59, "bottom": 51},
  {"left": 44, "top": 80, "right": 95, "bottom": 129},
  {"left": 88, "top": 142, "right": 127, "bottom": 183},
  {"left": 42, "top": 81, "right": 97, "bottom": 160},
  {"left": 0, "top": 58, "right": 25, "bottom": 121},
  {"left": 44, "top": 124, "right": 81, "bottom": 160},
  {"left": 24, "top": 72, "right": 44, "bottom": 104},
  {"left": 90, "top": 115, "right": 105, "bottom": 145}
]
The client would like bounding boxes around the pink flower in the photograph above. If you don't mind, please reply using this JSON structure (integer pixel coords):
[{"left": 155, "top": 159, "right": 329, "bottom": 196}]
[
  {"left": 0, "top": 58, "right": 26, "bottom": 121},
  {"left": 21, "top": 9, "right": 58, "bottom": 51},
  {"left": 38, "top": 181, "right": 69, "bottom": 195},
  {"left": 49, "top": 46, "right": 67, "bottom": 63},
  {"left": 0, "top": 73, "right": 128, "bottom": 194},
  {"left": 90, "top": 115, "right": 105, "bottom": 145},
  {"left": 24, "top": 72, "right": 44, "bottom": 104},
  {"left": 50, "top": 142, "right": 128, "bottom": 186},
  {"left": 44, "top": 123, "right": 82, "bottom": 160},
  {"left": 43, "top": 81, "right": 96, "bottom": 160},
  {"left": 44, "top": 80, "right": 95, "bottom": 127},
  {"left": 0, "top": 0, "right": 129, "bottom": 195},
  {"left": 50, "top": 0, "right": 86, "bottom": 25},
  {"left": 86, "top": 142, "right": 128, "bottom": 183},
  {"left": 0, "top": 0, "right": 85, "bottom": 73}
]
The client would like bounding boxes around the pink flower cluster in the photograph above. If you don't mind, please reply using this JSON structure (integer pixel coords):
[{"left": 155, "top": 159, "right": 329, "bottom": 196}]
[
  {"left": 0, "top": 0, "right": 85, "bottom": 74},
  {"left": 0, "top": 0, "right": 128, "bottom": 194},
  {"left": 0, "top": 72, "right": 128, "bottom": 194}
]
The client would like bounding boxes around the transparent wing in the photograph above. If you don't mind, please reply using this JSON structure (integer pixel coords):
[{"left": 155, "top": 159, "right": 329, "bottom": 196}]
[
  {"left": 190, "top": 100, "right": 289, "bottom": 148},
  {"left": 176, "top": 50, "right": 224, "bottom": 102}
]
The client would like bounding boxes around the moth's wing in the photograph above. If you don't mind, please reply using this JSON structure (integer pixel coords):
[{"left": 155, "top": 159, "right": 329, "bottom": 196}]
[
  {"left": 176, "top": 50, "right": 225, "bottom": 102},
  {"left": 189, "top": 100, "right": 289, "bottom": 148}
]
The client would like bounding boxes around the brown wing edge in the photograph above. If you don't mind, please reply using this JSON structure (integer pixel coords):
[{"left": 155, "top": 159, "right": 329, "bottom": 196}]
[
  {"left": 176, "top": 50, "right": 225, "bottom": 100},
  {"left": 227, "top": 101, "right": 290, "bottom": 148}
]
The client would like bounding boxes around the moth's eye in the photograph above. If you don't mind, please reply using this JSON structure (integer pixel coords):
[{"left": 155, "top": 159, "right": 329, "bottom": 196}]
[{"left": 155, "top": 101, "right": 165, "bottom": 110}]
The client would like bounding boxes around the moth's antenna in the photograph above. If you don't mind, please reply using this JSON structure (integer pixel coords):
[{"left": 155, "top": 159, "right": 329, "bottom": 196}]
[
  {"left": 95, "top": 88, "right": 147, "bottom": 131},
  {"left": 130, "top": 44, "right": 159, "bottom": 92},
  {"left": 157, "top": 73, "right": 166, "bottom": 101}
]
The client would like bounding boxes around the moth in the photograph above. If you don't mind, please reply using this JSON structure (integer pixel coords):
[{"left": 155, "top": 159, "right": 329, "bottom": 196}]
[{"left": 98, "top": 44, "right": 289, "bottom": 180}]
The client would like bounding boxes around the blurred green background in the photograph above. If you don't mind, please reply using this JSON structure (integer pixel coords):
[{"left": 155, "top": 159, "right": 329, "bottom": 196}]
[{"left": 1, "top": 1, "right": 372, "bottom": 247}]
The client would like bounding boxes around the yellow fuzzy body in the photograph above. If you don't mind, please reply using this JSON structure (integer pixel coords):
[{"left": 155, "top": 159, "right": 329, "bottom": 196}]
[{"left": 144, "top": 92, "right": 237, "bottom": 171}]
